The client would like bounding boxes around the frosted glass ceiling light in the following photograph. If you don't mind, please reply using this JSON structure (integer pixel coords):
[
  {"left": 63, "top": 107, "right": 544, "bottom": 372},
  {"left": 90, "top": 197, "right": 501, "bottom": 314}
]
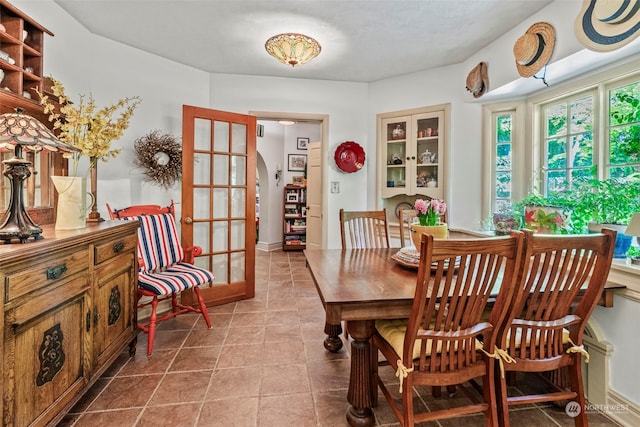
[{"left": 265, "top": 33, "right": 321, "bottom": 67}]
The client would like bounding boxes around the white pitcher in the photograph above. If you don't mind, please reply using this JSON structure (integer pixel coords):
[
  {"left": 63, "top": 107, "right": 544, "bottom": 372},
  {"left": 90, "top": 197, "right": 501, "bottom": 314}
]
[{"left": 51, "top": 176, "right": 95, "bottom": 230}]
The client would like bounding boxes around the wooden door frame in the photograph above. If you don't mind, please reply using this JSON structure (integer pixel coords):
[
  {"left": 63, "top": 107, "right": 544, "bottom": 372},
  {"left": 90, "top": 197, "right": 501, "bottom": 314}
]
[{"left": 251, "top": 111, "right": 329, "bottom": 249}]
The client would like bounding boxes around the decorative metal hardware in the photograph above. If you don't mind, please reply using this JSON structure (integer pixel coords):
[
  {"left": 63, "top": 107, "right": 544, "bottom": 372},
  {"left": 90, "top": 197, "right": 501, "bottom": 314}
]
[
  {"left": 108, "top": 287, "right": 121, "bottom": 326},
  {"left": 113, "top": 242, "right": 125, "bottom": 253},
  {"left": 86, "top": 311, "right": 91, "bottom": 332},
  {"left": 36, "top": 323, "right": 65, "bottom": 386},
  {"left": 46, "top": 264, "right": 67, "bottom": 280}
]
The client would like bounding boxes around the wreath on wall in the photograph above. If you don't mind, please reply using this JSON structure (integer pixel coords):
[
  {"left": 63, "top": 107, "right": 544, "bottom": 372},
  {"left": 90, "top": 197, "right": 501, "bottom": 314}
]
[{"left": 133, "top": 130, "right": 182, "bottom": 188}]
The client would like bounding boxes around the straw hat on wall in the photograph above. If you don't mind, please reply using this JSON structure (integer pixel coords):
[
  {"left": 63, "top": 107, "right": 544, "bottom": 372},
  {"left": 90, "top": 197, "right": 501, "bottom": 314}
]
[
  {"left": 513, "top": 22, "right": 556, "bottom": 78},
  {"left": 574, "top": 0, "right": 640, "bottom": 52},
  {"left": 465, "top": 62, "right": 489, "bottom": 98}
]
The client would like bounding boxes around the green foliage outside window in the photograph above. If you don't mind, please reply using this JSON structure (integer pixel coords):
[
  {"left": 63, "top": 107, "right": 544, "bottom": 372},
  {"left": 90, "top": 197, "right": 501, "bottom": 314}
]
[{"left": 610, "top": 81, "right": 640, "bottom": 162}]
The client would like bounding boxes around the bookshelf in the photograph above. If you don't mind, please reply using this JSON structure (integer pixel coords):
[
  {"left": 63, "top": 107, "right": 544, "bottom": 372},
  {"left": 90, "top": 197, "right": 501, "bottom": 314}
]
[{"left": 283, "top": 184, "right": 306, "bottom": 251}]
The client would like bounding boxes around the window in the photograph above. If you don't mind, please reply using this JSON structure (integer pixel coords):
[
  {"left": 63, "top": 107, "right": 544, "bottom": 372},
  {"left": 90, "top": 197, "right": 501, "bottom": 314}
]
[
  {"left": 541, "top": 90, "right": 595, "bottom": 192},
  {"left": 608, "top": 79, "right": 640, "bottom": 178},
  {"left": 539, "top": 78, "right": 640, "bottom": 192},
  {"left": 493, "top": 111, "right": 514, "bottom": 211},
  {"left": 485, "top": 65, "right": 640, "bottom": 214}
]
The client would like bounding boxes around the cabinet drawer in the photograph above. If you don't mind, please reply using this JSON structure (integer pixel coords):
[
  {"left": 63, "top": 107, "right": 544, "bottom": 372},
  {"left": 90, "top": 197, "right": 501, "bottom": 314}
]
[
  {"left": 4, "top": 249, "right": 89, "bottom": 303},
  {"left": 94, "top": 233, "right": 138, "bottom": 265}
]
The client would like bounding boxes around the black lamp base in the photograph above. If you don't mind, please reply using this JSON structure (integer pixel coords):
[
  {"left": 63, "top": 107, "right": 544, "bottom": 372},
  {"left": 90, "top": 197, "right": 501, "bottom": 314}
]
[{"left": 0, "top": 156, "right": 43, "bottom": 244}]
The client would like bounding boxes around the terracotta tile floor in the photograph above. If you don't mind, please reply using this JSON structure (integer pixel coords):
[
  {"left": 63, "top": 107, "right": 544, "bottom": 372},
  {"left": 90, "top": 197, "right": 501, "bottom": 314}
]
[{"left": 58, "top": 250, "right": 622, "bottom": 427}]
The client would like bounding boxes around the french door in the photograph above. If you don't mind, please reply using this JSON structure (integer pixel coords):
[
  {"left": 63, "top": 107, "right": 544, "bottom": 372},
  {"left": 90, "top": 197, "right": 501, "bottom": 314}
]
[{"left": 181, "top": 105, "right": 256, "bottom": 306}]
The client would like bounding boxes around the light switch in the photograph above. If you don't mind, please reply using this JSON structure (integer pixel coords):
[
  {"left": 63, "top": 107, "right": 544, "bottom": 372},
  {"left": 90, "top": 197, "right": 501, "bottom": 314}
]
[{"left": 331, "top": 181, "right": 340, "bottom": 193}]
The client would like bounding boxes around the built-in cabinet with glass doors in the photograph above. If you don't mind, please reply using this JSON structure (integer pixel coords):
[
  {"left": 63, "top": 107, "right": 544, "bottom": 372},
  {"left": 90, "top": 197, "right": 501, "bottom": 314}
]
[{"left": 379, "top": 105, "right": 449, "bottom": 200}]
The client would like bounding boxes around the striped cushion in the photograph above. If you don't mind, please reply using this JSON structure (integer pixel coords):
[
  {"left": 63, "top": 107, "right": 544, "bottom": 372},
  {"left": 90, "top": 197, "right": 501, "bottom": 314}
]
[
  {"left": 131, "top": 213, "right": 185, "bottom": 271},
  {"left": 138, "top": 262, "right": 215, "bottom": 295}
]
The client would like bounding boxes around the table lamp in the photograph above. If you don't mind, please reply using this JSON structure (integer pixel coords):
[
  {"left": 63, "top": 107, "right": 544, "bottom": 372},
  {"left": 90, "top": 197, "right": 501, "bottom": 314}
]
[
  {"left": 626, "top": 213, "right": 640, "bottom": 243},
  {"left": 0, "top": 108, "right": 79, "bottom": 243}
]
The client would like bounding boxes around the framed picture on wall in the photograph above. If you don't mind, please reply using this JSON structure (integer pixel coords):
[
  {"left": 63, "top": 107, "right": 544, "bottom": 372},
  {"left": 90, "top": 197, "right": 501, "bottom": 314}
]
[
  {"left": 288, "top": 154, "right": 307, "bottom": 172},
  {"left": 297, "top": 137, "right": 309, "bottom": 150}
]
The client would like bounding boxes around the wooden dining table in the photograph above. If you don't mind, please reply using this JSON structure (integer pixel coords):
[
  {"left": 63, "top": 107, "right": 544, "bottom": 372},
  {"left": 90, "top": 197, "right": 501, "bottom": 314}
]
[{"left": 304, "top": 247, "right": 625, "bottom": 427}]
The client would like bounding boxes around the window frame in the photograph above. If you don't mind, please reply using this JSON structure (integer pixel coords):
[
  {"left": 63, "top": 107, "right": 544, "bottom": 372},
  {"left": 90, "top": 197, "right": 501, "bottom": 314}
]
[
  {"left": 481, "top": 101, "right": 525, "bottom": 221},
  {"left": 538, "top": 87, "right": 599, "bottom": 192}
]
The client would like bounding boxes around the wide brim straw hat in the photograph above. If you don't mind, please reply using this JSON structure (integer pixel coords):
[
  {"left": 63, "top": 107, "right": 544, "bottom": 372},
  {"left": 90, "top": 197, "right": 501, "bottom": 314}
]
[
  {"left": 465, "top": 62, "right": 489, "bottom": 98},
  {"left": 574, "top": 0, "right": 640, "bottom": 52},
  {"left": 513, "top": 22, "right": 556, "bottom": 78}
]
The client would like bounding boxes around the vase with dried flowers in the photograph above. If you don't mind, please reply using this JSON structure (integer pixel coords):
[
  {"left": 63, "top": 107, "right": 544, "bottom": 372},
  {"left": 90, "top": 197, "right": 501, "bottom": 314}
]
[
  {"left": 410, "top": 198, "right": 448, "bottom": 246},
  {"left": 37, "top": 77, "right": 141, "bottom": 222}
]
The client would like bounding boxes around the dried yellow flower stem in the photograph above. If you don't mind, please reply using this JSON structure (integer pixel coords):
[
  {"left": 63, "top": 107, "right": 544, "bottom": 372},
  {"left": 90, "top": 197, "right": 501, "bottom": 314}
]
[{"left": 36, "top": 77, "right": 141, "bottom": 176}]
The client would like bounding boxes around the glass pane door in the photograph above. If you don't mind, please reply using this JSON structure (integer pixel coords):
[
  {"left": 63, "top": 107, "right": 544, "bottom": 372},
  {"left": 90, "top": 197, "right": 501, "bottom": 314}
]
[{"left": 182, "top": 105, "right": 256, "bottom": 306}]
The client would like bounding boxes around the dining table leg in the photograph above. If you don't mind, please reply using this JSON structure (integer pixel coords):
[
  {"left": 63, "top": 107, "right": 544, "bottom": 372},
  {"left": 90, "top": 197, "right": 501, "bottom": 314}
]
[
  {"left": 323, "top": 321, "right": 343, "bottom": 352},
  {"left": 345, "top": 319, "right": 376, "bottom": 427}
]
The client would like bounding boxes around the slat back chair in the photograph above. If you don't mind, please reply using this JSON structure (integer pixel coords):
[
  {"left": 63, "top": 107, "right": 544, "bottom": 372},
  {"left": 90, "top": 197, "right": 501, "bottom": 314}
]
[
  {"left": 340, "top": 208, "right": 390, "bottom": 249},
  {"left": 106, "top": 202, "right": 214, "bottom": 356},
  {"left": 495, "top": 228, "right": 616, "bottom": 427},
  {"left": 372, "top": 231, "right": 525, "bottom": 426},
  {"left": 399, "top": 208, "right": 418, "bottom": 248},
  {"left": 399, "top": 203, "right": 449, "bottom": 248}
]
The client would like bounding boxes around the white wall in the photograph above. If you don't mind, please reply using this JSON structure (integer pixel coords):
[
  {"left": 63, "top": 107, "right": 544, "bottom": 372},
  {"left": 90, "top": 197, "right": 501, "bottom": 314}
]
[
  {"left": 16, "top": 0, "right": 210, "bottom": 220},
  {"left": 209, "top": 73, "right": 368, "bottom": 248},
  {"left": 368, "top": 64, "right": 482, "bottom": 229},
  {"left": 256, "top": 121, "right": 284, "bottom": 247}
]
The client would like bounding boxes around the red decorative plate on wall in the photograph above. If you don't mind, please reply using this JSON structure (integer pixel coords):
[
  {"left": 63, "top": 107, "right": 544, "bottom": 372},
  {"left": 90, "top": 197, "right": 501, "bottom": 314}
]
[{"left": 334, "top": 141, "right": 365, "bottom": 173}]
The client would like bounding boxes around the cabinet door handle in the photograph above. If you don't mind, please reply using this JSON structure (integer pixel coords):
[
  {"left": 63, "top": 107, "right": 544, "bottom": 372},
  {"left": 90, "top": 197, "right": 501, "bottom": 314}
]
[
  {"left": 94, "top": 307, "right": 100, "bottom": 325},
  {"left": 411, "top": 156, "right": 416, "bottom": 160},
  {"left": 113, "top": 242, "right": 125, "bottom": 253},
  {"left": 86, "top": 311, "right": 91, "bottom": 332},
  {"left": 46, "top": 264, "right": 67, "bottom": 280}
]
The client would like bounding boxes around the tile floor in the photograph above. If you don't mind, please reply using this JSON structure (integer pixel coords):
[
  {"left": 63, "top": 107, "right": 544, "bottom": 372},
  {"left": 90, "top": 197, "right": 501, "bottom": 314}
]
[{"left": 59, "top": 250, "right": 622, "bottom": 426}]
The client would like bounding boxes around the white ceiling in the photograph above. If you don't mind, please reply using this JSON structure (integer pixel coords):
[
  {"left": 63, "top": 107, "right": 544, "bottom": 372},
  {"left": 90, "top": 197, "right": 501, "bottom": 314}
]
[{"left": 53, "top": 0, "right": 553, "bottom": 83}]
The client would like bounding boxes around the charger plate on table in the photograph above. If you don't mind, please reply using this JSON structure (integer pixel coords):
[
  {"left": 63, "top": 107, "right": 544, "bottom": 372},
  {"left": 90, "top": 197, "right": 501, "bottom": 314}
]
[{"left": 391, "top": 246, "right": 461, "bottom": 270}]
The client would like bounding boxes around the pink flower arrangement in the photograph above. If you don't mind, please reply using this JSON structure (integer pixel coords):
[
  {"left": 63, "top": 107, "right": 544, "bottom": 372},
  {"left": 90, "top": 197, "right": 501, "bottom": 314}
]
[{"left": 414, "top": 198, "right": 446, "bottom": 226}]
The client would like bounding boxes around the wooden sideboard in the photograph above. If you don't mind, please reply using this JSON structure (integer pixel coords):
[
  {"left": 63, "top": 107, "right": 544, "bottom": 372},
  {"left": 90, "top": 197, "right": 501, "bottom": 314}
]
[{"left": 0, "top": 221, "right": 139, "bottom": 427}]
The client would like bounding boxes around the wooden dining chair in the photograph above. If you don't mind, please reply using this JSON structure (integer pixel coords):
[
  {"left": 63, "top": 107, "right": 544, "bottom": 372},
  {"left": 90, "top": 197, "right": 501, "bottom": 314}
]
[
  {"left": 399, "top": 208, "right": 418, "bottom": 248},
  {"left": 372, "top": 231, "right": 525, "bottom": 426},
  {"left": 495, "top": 228, "right": 616, "bottom": 427},
  {"left": 106, "top": 202, "right": 214, "bottom": 356},
  {"left": 339, "top": 208, "right": 390, "bottom": 249}
]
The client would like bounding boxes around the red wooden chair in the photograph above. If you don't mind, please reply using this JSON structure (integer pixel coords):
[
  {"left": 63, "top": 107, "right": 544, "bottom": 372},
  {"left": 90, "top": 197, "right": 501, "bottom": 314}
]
[{"left": 106, "top": 202, "right": 213, "bottom": 355}]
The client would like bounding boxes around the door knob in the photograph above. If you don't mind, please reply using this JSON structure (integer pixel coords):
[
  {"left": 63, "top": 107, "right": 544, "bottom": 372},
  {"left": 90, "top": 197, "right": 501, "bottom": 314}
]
[{"left": 184, "top": 217, "right": 193, "bottom": 224}]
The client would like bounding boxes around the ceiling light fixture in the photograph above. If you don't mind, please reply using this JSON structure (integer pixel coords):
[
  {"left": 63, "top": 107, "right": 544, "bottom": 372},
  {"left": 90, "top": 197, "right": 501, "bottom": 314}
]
[
  {"left": 265, "top": 33, "right": 321, "bottom": 67},
  {"left": 278, "top": 120, "right": 295, "bottom": 126}
]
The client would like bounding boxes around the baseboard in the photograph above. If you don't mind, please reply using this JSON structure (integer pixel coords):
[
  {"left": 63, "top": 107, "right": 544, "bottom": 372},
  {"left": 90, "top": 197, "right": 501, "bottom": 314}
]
[
  {"left": 256, "top": 241, "right": 282, "bottom": 252},
  {"left": 603, "top": 389, "right": 640, "bottom": 426}
]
